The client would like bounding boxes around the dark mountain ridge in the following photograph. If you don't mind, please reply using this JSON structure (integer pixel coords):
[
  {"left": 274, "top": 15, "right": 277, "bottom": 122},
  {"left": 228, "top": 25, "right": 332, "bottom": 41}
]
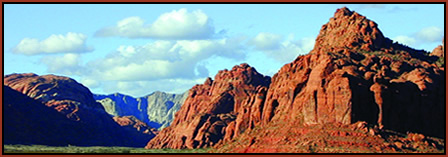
[{"left": 4, "top": 73, "right": 155, "bottom": 147}]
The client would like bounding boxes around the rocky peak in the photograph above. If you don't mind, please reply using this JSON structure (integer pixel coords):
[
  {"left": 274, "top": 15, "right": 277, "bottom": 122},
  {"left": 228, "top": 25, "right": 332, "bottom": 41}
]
[
  {"left": 431, "top": 38, "right": 445, "bottom": 58},
  {"left": 214, "top": 63, "right": 270, "bottom": 89},
  {"left": 313, "top": 7, "right": 392, "bottom": 53},
  {"left": 146, "top": 63, "right": 271, "bottom": 149},
  {"left": 204, "top": 77, "right": 213, "bottom": 86},
  {"left": 213, "top": 7, "right": 444, "bottom": 152},
  {"left": 179, "top": 63, "right": 270, "bottom": 123},
  {"left": 147, "top": 7, "right": 444, "bottom": 152},
  {"left": 334, "top": 7, "right": 353, "bottom": 17}
]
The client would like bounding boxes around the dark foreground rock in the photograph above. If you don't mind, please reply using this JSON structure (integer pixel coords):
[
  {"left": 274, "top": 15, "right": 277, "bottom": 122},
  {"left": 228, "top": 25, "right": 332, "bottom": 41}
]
[{"left": 4, "top": 74, "right": 154, "bottom": 147}]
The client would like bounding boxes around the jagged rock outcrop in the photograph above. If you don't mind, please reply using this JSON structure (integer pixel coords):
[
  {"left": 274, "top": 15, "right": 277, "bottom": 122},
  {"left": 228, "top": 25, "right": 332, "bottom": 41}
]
[
  {"left": 4, "top": 73, "right": 154, "bottom": 147},
  {"left": 145, "top": 63, "right": 270, "bottom": 149},
  {"left": 263, "top": 7, "right": 444, "bottom": 136},
  {"left": 146, "top": 91, "right": 189, "bottom": 128},
  {"left": 94, "top": 91, "right": 188, "bottom": 129},
  {"left": 213, "top": 7, "right": 444, "bottom": 153},
  {"left": 313, "top": 7, "right": 391, "bottom": 53},
  {"left": 431, "top": 38, "right": 445, "bottom": 68},
  {"left": 431, "top": 38, "right": 444, "bottom": 58},
  {"left": 146, "top": 7, "right": 444, "bottom": 153}
]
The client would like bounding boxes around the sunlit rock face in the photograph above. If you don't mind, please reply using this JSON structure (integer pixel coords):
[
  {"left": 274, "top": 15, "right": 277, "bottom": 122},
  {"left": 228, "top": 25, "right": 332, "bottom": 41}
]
[
  {"left": 94, "top": 91, "right": 188, "bottom": 129},
  {"left": 146, "top": 63, "right": 270, "bottom": 149},
  {"left": 146, "top": 7, "right": 444, "bottom": 152}
]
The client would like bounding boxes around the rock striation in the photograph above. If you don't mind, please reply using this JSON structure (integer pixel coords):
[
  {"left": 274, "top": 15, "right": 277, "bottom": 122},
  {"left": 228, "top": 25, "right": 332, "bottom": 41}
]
[
  {"left": 146, "top": 7, "right": 445, "bottom": 152},
  {"left": 146, "top": 63, "right": 270, "bottom": 149},
  {"left": 113, "top": 116, "right": 159, "bottom": 135},
  {"left": 4, "top": 73, "right": 155, "bottom": 147},
  {"left": 257, "top": 7, "right": 444, "bottom": 137},
  {"left": 94, "top": 91, "right": 188, "bottom": 129},
  {"left": 215, "top": 7, "right": 445, "bottom": 152}
]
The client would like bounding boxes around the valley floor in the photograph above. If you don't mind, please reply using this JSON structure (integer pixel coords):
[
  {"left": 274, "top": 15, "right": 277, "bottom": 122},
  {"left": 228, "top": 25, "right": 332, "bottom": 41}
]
[{"left": 3, "top": 145, "right": 210, "bottom": 154}]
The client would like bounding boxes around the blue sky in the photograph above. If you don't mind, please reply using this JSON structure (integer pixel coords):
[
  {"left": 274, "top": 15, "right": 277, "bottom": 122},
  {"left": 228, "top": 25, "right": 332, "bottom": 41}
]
[{"left": 4, "top": 4, "right": 444, "bottom": 97}]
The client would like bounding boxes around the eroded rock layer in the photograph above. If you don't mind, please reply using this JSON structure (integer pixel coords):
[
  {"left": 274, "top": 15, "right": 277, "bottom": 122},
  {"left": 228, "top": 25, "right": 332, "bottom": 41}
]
[
  {"left": 146, "top": 63, "right": 270, "bottom": 149},
  {"left": 214, "top": 7, "right": 444, "bottom": 152}
]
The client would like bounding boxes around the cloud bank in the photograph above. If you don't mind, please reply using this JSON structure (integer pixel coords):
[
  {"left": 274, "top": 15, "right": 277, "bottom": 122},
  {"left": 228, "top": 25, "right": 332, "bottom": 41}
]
[
  {"left": 393, "top": 26, "right": 443, "bottom": 48},
  {"left": 85, "top": 38, "right": 246, "bottom": 82},
  {"left": 13, "top": 32, "right": 93, "bottom": 55},
  {"left": 249, "top": 33, "right": 315, "bottom": 62},
  {"left": 22, "top": 9, "right": 321, "bottom": 97},
  {"left": 95, "top": 8, "right": 215, "bottom": 39}
]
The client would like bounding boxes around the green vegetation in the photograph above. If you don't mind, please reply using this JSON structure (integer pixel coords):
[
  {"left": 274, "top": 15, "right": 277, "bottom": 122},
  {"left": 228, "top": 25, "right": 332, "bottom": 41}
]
[
  {"left": 435, "top": 57, "right": 445, "bottom": 67},
  {"left": 361, "top": 50, "right": 407, "bottom": 62},
  {"left": 3, "top": 145, "right": 211, "bottom": 154}
]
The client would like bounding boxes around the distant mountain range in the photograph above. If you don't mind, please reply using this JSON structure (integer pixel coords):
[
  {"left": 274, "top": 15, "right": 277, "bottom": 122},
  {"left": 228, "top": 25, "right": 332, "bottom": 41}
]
[{"left": 94, "top": 91, "right": 188, "bottom": 129}]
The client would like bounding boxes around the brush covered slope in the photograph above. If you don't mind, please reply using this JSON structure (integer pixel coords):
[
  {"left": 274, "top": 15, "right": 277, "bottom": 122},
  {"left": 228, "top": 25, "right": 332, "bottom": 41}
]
[
  {"left": 94, "top": 91, "right": 188, "bottom": 129},
  {"left": 146, "top": 7, "right": 445, "bottom": 153},
  {"left": 4, "top": 73, "right": 155, "bottom": 147}
]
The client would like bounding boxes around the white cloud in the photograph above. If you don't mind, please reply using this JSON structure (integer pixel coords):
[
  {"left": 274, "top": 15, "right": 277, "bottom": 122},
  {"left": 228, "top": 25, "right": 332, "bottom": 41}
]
[
  {"left": 68, "top": 36, "right": 247, "bottom": 96},
  {"left": 101, "top": 78, "right": 206, "bottom": 96},
  {"left": 117, "top": 45, "right": 137, "bottom": 57},
  {"left": 81, "top": 78, "right": 101, "bottom": 89},
  {"left": 13, "top": 32, "right": 93, "bottom": 55},
  {"left": 85, "top": 37, "right": 246, "bottom": 82},
  {"left": 392, "top": 26, "right": 443, "bottom": 49},
  {"left": 416, "top": 26, "right": 443, "bottom": 43},
  {"left": 393, "top": 35, "right": 417, "bottom": 46},
  {"left": 249, "top": 33, "right": 315, "bottom": 62},
  {"left": 249, "top": 32, "right": 283, "bottom": 50},
  {"left": 95, "top": 8, "right": 215, "bottom": 39},
  {"left": 100, "top": 59, "right": 178, "bottom": 81},
  {"left": 41, "top": 53, "right": 83, "bottom": 75}
]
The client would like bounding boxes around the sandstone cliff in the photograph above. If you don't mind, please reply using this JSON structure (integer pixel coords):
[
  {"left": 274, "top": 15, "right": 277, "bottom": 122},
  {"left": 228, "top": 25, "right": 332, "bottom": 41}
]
[
  {"left": 215, "top": 7, "right": 445, "bottom": 152},
  {"left": 146, "top": 63, "right": 270, "bottom": 149},
  {"left": 146, "top": 7, "right": 444, "bottom": 153}
]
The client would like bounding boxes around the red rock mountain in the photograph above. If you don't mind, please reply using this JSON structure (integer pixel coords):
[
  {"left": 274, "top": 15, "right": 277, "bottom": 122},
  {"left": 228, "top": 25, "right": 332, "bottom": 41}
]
[
  {"left": 146, "top": 7, "right": 445, "bottom": 153},
  {"left": 431, "top": 39, "right": 444, "bottom": 59},
  {"left": 4, "top": 73, "right": 104, "bottom": 121},
  {"left": 258, "top": 7, "right": 444, "bottom": 134},
  {"left": 146, "top": 63, "right": 270, "bottom": 149},
  {"left": 4, "top": 73, "right": 155, "bottom": 147}
]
